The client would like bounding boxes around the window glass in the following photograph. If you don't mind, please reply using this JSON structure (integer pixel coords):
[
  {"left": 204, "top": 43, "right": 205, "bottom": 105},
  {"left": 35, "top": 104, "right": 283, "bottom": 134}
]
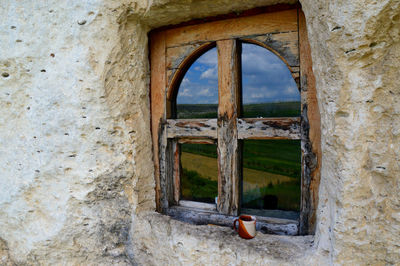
[
  {"left": 176, "top": 47, "right": 218, "bottom": 118},
  {"left": 241, "top": 43, "right": 300, "bottom": 118},
  {"left": 180, "top": 143, "right": 218, "bottom": 203},
  {"left": 241, "top": 139, "right": 301, "bottom": 220}
]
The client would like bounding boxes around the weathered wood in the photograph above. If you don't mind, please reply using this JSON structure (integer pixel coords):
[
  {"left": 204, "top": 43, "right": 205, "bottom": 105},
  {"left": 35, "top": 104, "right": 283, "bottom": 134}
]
[
  {"left": 157, "top": 121, "right": 169, "bottom": 211},
  {"left": 166, "top": 118, "right": 300, "bottom": 140},
  {"left": 249, "top": 31, "right": 299, "bottom": 67},
  {"left": 166, "top": 206, "right": 298, "bottom": 235},
  {"left": 166, "top": 119, "right": 218, "bottom": 139},
  {"left": 166, "top": 42, "right": 214, "bottom": 98},
  {"left": 173, "top": 139, "right": 180, "bottom": 205},
  {"left": 165, "top": 9, "right": 298, "bottom": 48},
  {"left": 150, "top": 7, "right": 320, "bottom": 236},
  {"left": 177, "top": 138, "right": 216, "bottom": 145},
  {"left": 167, "top": 139, "right": 176, "bottom": 206},
  {"left": 241, "top": 208, "right": 299, "bottom": 221},
  {"left": 150, "top": 31, "right": 166, "bottom": 212},
  {"left": 151, "top": 4, "right": 300, "bottom": 33},
  {"left": 217, "top": 39, "right": 241, "bottom": 216},
  {"left": 179, "top": 200, "right": 216, "bottom": 211},
  {"left": 238, "top": 117, "right": 301, "bottom": 139},
  {"left": 298, "top": 10, "right": 321, "bottom": 235}
]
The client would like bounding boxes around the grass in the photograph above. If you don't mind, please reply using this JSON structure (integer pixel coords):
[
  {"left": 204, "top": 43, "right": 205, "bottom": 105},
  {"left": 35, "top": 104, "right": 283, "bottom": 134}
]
[
  {"left": 181, "top": 152, "right": 293, "bottom": 184},
  {"left": 182, "top": 140, "right": 301, "bottom": 179},
  {"left": 177, "top": 101, "right": 302, "bottom": 212},
  {"left": 176, "top": 101, "right": 300, "bottom": 119},
  {"left": 242, "top": 102, "right": 300, "bottom": 118},
  {"left": 243, "top": 139, "right": 301, "bottom": 178},
  {"left": 177, "top": 104, "right": 218, "bottom": 119},
  {"left": 242, "top": 181, "right": 300, "bottom": 211},
  {"left": 180, "top": 152, "right": 218, "bottom": 181},
  {"left": 181, "top": 168, "right": 218, "bottom": 203},
  {"left": 181, "top": 143, "right": 217, "bottom": 159},
  {"left": 181, "top": 151, "right": 300, "bottom": 211}
]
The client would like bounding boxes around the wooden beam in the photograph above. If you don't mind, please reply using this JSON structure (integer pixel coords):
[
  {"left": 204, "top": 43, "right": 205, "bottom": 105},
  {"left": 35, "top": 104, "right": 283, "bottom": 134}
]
[
  {"left": 150, "top": 31, "right": 166, "bottom": 212},
  {"left": 165, "top": 9, "right": 298, "bottom": 48},
  {"left": 177, "top": 138, "right": 216, "bottom": 145},
  {"left": 172, "top": 139, "right": 180, "bottom": 205},
  {"left": 166, "top": 206, "right": 298, "bottom": 235},
  {"left": 217, "top": 39, "right": 241, "bottom": 216},
  {"left": 166, "top": 119, "right": 217, "bottom": 139},
  {"left": 238, "top": 117, "right": 301, "bottom": 139},
  {"left": 299, "top": 10, "right": 321, "bottom": 235},
  {"left": 150, "top": 4, "right": 300, "bottom": 34},
  {"left": 166, "top": 117, "right": 300, "bottom": 140},
  {"left": 179, "top": 200, "right": 216, "bottom": 211}
]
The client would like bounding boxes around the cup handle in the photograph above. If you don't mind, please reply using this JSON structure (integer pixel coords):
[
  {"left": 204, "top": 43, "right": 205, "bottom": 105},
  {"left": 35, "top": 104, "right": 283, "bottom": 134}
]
[{"left": 233, "top": 219, "right": 239, "bottom": 232}]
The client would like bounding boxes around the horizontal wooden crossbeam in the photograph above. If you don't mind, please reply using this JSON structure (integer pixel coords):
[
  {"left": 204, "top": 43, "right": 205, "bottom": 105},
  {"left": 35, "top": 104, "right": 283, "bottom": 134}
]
[{"left": 166, "top": 117, "right": 300, "bottom": 140}]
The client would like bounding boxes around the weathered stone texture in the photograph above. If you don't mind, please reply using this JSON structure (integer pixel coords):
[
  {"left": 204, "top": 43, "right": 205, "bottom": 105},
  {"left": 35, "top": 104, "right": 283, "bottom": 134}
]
[
  {"left": 0, "top": 0, "right": 399, "bottom": 265},
  {"left": 301, "top": 0, "right": 400, "bottom": 264}
]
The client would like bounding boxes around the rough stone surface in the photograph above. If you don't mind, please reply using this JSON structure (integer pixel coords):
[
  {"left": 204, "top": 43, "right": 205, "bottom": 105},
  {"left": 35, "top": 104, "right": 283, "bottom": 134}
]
[{"left": 0, "top": 0, "right": 399, "bottom": 265}]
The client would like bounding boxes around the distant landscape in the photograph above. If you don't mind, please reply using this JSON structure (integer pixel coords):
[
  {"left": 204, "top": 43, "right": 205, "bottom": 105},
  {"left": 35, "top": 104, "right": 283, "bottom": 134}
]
[
  {"left": 179, "top": 102, "right": 301, "bottom": 213},
  {"left": 176, "top": 101, "right": 301, "bottom": 118}
]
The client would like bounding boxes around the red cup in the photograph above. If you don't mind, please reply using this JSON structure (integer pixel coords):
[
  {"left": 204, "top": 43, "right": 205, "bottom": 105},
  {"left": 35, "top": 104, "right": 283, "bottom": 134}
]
[{"left": 233, "top": 215, "right": 257, "bottom": 239}]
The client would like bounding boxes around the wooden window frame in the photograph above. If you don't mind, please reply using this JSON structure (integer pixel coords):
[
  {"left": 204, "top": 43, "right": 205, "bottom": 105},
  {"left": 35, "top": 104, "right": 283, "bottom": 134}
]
[{"left": 150, "top": 5, "right": 321, "bottom": 235}]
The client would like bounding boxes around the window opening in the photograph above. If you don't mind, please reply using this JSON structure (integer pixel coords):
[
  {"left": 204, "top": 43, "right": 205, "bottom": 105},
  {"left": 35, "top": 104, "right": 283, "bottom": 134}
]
[
  {"left": 180, "top": 143, "right": 218, "bottom": 203},
  {"left": 150, "top": 7, "right": 321, "bottom": 235},
  {"left": 239, "top": 43, "right": 301, "bottom": 220},
  {"left": 176, "top": 47, "right": 218, "bottom": 119},
  {"left": 241, "top": 139, "right": 301, "bottom": 220},
  {"left": 176, "top": 47, "right": 218, "bottom": 118},
  {"left": 241, "top": 43, "right": 300, "bottom": 118}
]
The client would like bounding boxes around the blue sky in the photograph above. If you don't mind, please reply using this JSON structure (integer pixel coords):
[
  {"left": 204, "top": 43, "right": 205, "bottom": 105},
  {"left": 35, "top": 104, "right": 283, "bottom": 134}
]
[{"left": 177, "top": 43, "right": 299, "bottom": 104}]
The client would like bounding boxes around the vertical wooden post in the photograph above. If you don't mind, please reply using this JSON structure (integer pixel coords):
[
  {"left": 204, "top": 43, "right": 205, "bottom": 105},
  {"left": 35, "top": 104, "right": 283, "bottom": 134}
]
[
  {"left": 150, "top": 31, "right": 166, "bottom": 212},
  {"left": 173, "top": 140, "right": 180, "bottom": 205},
  {"left": 217, "top": 39, "right": 241, "bottom": 216},
  {"left": 299, "top": 10, "right": 321, "bottom": 235}
]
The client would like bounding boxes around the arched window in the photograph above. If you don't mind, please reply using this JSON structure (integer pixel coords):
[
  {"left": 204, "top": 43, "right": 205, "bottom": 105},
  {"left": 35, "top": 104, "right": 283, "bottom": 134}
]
[
  {"left": 240, "top": 43, "right": 301, "bottom": 220},
  {"left": 174, "top": 47, "right": 219, "bottom": 203},
  {"left": 150, "top": 7, "right": 321, "bottom": 235},
  {"left": 176, "top": 47, "right": 218, "bottom": 119}
]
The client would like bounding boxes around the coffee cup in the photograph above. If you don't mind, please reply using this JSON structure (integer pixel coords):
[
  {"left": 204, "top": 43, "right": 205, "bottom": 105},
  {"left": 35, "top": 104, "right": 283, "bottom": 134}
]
[{"left": 233, "top": 215, "right": 257, "bottom": 239}]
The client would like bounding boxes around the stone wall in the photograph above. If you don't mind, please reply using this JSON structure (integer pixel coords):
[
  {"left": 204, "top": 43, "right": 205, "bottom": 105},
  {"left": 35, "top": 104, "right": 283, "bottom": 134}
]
[{"left": 0, "top": 0, "right": 398, "bottom": 265}]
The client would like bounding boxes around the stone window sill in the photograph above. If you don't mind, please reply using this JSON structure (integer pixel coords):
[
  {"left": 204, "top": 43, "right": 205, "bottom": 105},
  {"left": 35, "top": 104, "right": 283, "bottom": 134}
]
[{"left": 133, "top": 212, "right": 315, "bottom": 264}]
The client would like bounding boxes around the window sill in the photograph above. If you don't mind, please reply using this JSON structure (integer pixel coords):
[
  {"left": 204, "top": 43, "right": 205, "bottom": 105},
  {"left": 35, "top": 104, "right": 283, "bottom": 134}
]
[
  {"left": 165, "top": 205, "right": 298, "bottom": 235},
  {"left": 133, "top": 212, "right": 316, "bottom": 264}
]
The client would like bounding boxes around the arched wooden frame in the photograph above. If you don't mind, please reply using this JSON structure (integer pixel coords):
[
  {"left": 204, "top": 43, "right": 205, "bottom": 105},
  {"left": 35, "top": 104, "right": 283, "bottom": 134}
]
[
  {"left": 150, "top": 6, "right": 321, "bottom": 235},
  {"left": 167, "top": 42, "right": 216, "bottom": 119},
  {"left": 168, "top": 39, "right": 300, "bottom": 119},
  {"left": 240, "top": 39, "right": 300, "bottom": 91}
]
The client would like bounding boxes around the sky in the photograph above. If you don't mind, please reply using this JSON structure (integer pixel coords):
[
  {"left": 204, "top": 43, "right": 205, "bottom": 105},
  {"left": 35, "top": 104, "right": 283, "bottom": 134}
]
[{"left": 177, "top": 43, "right": 300, "bottom": 105}]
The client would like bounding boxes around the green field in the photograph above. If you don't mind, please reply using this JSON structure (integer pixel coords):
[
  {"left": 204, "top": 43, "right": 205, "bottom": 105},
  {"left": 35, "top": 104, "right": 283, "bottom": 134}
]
[
  {"left": 181, "top": 140, "right": 301, "bottom": 211},
  {"left": 181, "top": 140, "right": 301, "bottom": 178},
  {"left": 178, "top": 101, "right": 301, "bottom": 213},
  {"left": 176, "top": 101, "right": 300, "bottom": 118}
]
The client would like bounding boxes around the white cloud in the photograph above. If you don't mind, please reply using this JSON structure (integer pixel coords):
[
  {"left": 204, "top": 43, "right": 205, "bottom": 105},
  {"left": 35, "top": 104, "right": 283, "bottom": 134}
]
[
  {"left": 283, "top": 86, "right": 299, "bottom": 96},
  {"left": 197, "top": 48, "right": 217, "bottom": 66},
  {"left": 200, "top": 67, "right": 217, "bottom": 80},
  {"left": 197, "top": 88, "right": 213, "bottom": 96},
  {"left": 249, "top": 93, "right": 265, "bottom": 99},
  {"left": 179, "top": 88, "right": 192, "bottom": 97},
  {"left": 249, "top": 89, "right": 276, "bottom": 100},
  {"left": 181, "top": 77, "right": 190, "bottom": 86}
]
